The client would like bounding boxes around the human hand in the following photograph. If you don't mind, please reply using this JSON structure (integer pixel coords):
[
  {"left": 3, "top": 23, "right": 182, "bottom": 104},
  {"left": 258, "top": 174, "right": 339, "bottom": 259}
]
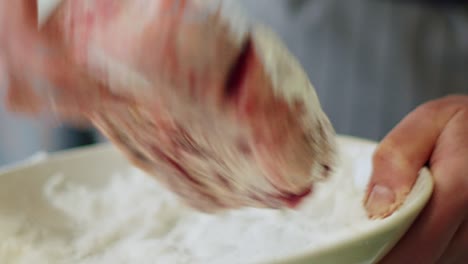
[
  {"left": 364, "top": 95, "right": 468, "bottom": 263},
  {"left": 1, "top": 0, "right": 244, "bottom": 115},
  {"left": 0, "top": 0, "right": 98, "bottom": 123},
  {"left": 0, "top": 0, "right": 244, "bottom": 122},
  {"left": 0, "top": 0, "right": 44, "bottom": 113}
]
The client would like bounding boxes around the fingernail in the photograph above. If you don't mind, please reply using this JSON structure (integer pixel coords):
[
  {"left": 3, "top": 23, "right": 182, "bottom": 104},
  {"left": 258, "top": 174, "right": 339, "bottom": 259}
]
[{"left": 365, "top": 185, "right": 395, "bottom": 219}]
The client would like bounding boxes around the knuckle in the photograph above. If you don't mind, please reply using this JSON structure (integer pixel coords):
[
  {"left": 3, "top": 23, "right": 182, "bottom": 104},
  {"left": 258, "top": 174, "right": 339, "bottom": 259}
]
[
  {"left": 442, "top": 165, "right": 468, "bottom": 213},
  {"left": 372, "top": 139, "right": 408, "bottom": 172},
  {"left": 372, "top": 144, "right": 392, "bottom": 166},
  {"left": 420, "top": 95, "right": 468, "bottom": 113},
  {"left": 440, "top": 94, "right": 468, "bottom": 105}
]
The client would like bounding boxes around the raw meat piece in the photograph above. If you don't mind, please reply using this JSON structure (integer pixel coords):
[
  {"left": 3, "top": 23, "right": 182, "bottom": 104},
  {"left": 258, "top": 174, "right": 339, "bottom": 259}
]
[{"left": 2, "top": 0, "right": 336, "bottom": 212}]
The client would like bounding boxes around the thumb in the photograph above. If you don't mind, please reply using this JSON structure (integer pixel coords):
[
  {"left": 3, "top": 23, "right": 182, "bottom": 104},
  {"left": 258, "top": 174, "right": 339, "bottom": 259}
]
[{"left": 364, "top": 95, "right": 467, "bottom": 219}]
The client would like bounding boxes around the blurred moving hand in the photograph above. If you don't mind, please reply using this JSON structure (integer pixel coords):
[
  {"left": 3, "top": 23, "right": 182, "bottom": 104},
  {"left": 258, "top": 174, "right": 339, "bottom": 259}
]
[
  {"left": 0, "top": 0, "right": 92, "bottom": 123},
  {"left": 0, "top": 0, "right": 44, "bottom": 114}
]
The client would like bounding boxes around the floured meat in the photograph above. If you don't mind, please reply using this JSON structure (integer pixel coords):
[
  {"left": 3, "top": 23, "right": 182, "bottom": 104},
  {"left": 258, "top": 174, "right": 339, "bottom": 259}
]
[{"left": 1, "top": 0, "right": 336, "bottom": 212}]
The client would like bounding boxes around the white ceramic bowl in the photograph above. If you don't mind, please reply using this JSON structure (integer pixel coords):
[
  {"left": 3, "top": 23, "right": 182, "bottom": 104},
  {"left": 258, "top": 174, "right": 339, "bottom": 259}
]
[{"left": 0, "top": 136, "right": 433, "bottom": 264}]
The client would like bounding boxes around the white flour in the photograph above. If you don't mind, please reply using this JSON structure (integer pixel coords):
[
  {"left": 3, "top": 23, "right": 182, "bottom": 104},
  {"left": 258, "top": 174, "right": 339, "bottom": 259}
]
[{"left": 0, "top": 142, "right": 380, "bottom": 264}]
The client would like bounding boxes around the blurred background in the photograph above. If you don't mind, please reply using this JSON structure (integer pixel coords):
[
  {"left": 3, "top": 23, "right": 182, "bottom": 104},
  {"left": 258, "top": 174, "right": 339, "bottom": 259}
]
[{"left": 0, "top": 0, "right": 467, "bottom": 166}]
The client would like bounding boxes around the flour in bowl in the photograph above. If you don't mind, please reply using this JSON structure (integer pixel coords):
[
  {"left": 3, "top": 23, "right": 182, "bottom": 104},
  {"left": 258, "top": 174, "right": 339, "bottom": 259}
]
[{"left": 0, "top": 141, "right": 381, "bottom": 264}]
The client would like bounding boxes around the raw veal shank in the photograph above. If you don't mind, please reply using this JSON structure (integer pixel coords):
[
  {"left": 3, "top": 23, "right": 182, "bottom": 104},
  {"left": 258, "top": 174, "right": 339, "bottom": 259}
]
[{"left": 7, "top": 0, "right": 336, "bottom": 212}]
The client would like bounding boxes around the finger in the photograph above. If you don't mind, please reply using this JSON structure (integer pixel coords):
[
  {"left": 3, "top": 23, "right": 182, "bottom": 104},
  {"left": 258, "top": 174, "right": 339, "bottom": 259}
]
[
  {"left": 18, "top": 0, "right": 38, "bottom": 28},
  {"left": 364, "top": 95, "right": 468, "bottom": 218},
  {"left": 5, "top": 75, "right": 42, "bottom": 114},
  {"left": 437, "top": 221, "right": 468, "bottom": 264},
  {"left": 0, "top": 58, "right": 6, "bottom": 91},
  {"left": 4, "top": 0, "right": 38, "bottom": 38},
  {"left": 378, "top": 98, "right": 468, "bottom": 263}
]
